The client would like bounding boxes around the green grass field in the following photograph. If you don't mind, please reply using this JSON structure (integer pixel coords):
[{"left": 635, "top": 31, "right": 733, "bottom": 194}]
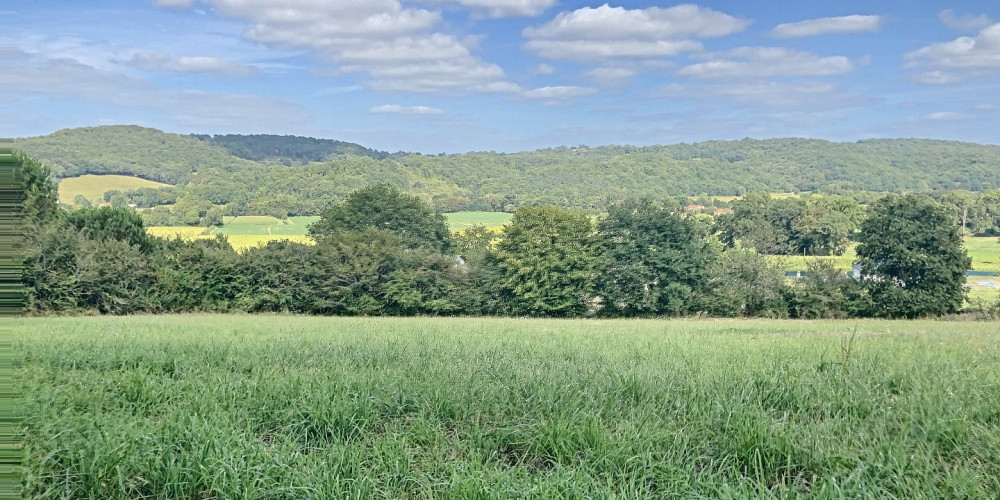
[
  {"left": 16, "top": 316, "right": 1000, "bottom": 499},
  {"left": 775, "top": 237, "right": 998, "bottom": 272},
  {"left": 444, "top": 211, "right": 513, "bottom": 231},
  {"left": 58, "top": 175, "right": 171, "bottom": 205},
  {"left": 965, "top": 236, "right": 1000, "bottom": 272}
]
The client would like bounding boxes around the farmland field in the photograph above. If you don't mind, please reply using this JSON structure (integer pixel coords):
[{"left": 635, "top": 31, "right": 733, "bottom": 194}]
[
  {"left": 58, "top": 175, "right": 171, "bottom": 205},
  {"left": 17, "top": 315, "right": 1000, "bottom": 499},
  {"left": 444, "top": 211, "right": 513, "bottom": 231}
]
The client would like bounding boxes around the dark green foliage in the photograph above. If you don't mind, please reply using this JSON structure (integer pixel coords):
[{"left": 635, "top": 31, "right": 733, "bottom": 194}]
[
  {"left": 239, "top": 230, "right": 460, "bottom": 316},
  {"left": 718, "top": 193, "right": 863, "bottom": 256},
  {"left": 71, "top": 194, "right": 92, "bottom": 208},
  {"left": 237, "top": 241, "right": 317, "bottom": 313},
  {"left": 703, "top": 250, "right": 790, "bottom": 317},
  {"left": 194, "top": 133, "right": 389, "bottom": 162},
  {"left": 24, "top": 218, "right": 153, "bottom": 315},
  {"left": 150, "top": 237, "right": 243, "bottom": 312},
  {"left": 450, "top": 225, "right": 506, "bottom": 315},
  {"left": 493, "top": 206, "right": 600, "bottom": 317},
  {"left": 855, "top": 194, "right": 971, "bottom": 318},
  {"left": 597, "top": 199, "right": 717, "bottom": 316},
  {"left": 795, "top": 196, "right": 865, "bottom": 255},
  {"left": 24, "top": 219, "right": 85, "bottom": 313},
  {"left": 787, "top": 260, "right": 862, "bottom": 319},
  {"left": 717, "top": 193, "right": 806, "bottom": 255},
  {"left": 66, "top": 207, "right": 152, "bottom": 252},
  {"left": 309, "top": 184, "right": 451, "bottom": 253},
  {"left": 116, "top": 186, "right": 178, "bottom": 208},
  {"left": 18, "top": 151, "right": 59, "bottom": 224}
]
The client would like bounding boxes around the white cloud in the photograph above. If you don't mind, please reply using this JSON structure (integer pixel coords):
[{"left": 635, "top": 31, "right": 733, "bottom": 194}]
[
  {"left": 520, "top": 85, "right": 596, "bottom": 99},
  {"left": 369, "top": 104, "right": 443, "bottom": 115},
  {"left": 154, "top": 0, "right": 516, "bottom": 94},
  {"left": 585, "top": 67, "right": 636, "bottom": 86},
  {"left": 152, "top": 0, "right": 193, "bottom": 8},
  {"left": 678, "top": 47, "right": 854, "bottom": 79},
  {"left": 939, "top": 10, "right": 994, "bottom": 32},
  {"left": 523, "top": 4, "right": 749, "bottom": 61},
  {"left": 0, "top": 49, "right": 309, "bottom": 129},
  {"left": 772, "top": 15, "right": 882, "bottom": 38},
  {"left": 425, "top": 0, "right": 556, "bottom": 18},
  {"left": 925, "top": 111, "right": 969, "bottom": 121},
  {"left": 126, "top": 51, "right": 258, "bottom": 75},
  {"left": 659, "top": 80, "right": 867, "bottom": 110},
  {"left": 533, "top": 63, "right": 555, "bottom": 75},
  {"left": 906, "top": 23, "right": 1000, "bottom": 83},
  {"left": 915, "top": 70, "right": 961, "bottom": 85}
]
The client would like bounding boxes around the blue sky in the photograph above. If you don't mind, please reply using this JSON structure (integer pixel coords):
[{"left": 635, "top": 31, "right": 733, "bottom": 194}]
[{"left": 2, "top": 1, "right": 999, "bottom": 153}]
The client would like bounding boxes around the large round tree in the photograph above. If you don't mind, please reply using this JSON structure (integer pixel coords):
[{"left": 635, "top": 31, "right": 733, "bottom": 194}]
[
  {"left": 493, "top": 205, "right": 600, "bottom": 317},
  {"left": 855, "top": 194, "right": 970, "bottom": 318},
  {"left": 597, "top": 199, "right": 717, "bottom": 316},
  {"left": 308, "top": 184, "right": 451, "bottom": 253}
]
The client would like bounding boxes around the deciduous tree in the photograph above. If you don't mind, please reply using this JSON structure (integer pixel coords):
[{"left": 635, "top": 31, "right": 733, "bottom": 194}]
[
  {"left": 597, "top": 199, "right": 717, "bottom": 316},
  {"left": 855, "top": 194, "right": 970, "bottom": 318}
]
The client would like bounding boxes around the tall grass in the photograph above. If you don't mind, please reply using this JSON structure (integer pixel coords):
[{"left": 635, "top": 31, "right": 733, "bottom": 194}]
[{"left": 16, "top": 316, "right": 1000, "bottom": 499}]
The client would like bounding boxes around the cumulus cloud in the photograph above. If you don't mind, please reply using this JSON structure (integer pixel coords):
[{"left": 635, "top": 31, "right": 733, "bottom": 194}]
[
  {"left": 906, "top": 23, "right": 1000, "bottom": 83},
  {"left": 925, "top": 111, "right": 969, "bottom": 121},
  {"left": 678, "top": 47, "right": 854, "bottom": 79},
  {"left": 152, "top": 0, "right": 194, "bottom": 8},
  {"left": 425, "top": 0, "right": 556, "bottom": 18},
  {"left": 126, "top": 51, "right": 258, "bottom": 75},
  {"left": 520, "top": 85, "right": 597, "bottom": 99},
  {"left": 0, "top": 48, "right": 309, "bottom": 129},
  {"left": 939, "top": 10, "right": 994, "bottom": 32},
  {"left": 772, "top": 15, "right": 882, "bottom": 38},
  {"left": 153, "top": 0, "right": 516, "bottom": 94},
  {"left": 585, "top": 67, "right": 636, "bottom": 86},
  {"left": 659, "top": 80, "right": 871, "bottom": 111},
  {"left": 369, "top": 104, "right": 443, "bottom": 115},
  {"left": 523, "top": 4, "right": 749, "bottom": 61}
]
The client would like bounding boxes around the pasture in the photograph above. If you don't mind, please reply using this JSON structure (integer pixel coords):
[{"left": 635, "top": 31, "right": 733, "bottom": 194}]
[
  {"left": 58, "top": 175, "right": 171, "bottom": 205},
  {"left": 444, "top": 211, "right": 513, "bottom": 231},
  {"left": 16, "top": 315, "right": 1000, "bottom": 499},
  {"left": 144, "top": 212, "right": 513, "bottom": 251}
]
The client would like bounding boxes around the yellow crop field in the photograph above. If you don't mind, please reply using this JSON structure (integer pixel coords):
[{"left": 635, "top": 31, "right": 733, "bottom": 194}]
[
  {"left": 223, "top": 235, "right": 314, "bottom": 252},
  {"left": 59, "top": 175, "right": 171, "bottom": 205},
  {"left": 145, "top": 226, "right": 209, "bottom": 239},
  {"left": 146, "top": 227, "right": 313, "bottom": 252}
]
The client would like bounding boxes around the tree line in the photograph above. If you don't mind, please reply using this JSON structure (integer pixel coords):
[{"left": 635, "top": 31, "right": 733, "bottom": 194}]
[
  {"left": 18, "top": 126, "right": 1000, "bottom": 218},
  {"left": 21, "top": 153, "right": 992, "bottom": 319}
]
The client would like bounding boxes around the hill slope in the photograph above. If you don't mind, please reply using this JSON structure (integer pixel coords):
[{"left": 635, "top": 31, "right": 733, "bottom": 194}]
[
  {"left": 193, "top": 133, "right": 389, "bottom": 163},
  {"left": 58, "top": 174, "right": 172, "bottom": 205},
  {"left": 15, "top": 125, "right": 256, "bottom": 184},
  {"left": 16, "top": 126, "right": 1000, "bottom": 215}
]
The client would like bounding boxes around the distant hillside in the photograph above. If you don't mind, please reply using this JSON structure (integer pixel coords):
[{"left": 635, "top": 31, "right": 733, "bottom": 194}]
[
  {"left": 58, "top": 174, "right": 171, "bottom": 205},
  {"left": 15, "top": 126, "right": 1000, "bottom": 215},
  {"left": 15, "top": 126, "right": 255, "bottom": 184},
  {"left": 193, "top": 133, "right": 390, "bottom": 163}
]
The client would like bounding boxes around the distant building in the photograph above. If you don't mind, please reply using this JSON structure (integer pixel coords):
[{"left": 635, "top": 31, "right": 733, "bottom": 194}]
[
  {"left": 713, "top": 207, "right": 732, "bottom": 215},
  {"left": 684, "top": 204, "right": 705, "bottom": 212}
]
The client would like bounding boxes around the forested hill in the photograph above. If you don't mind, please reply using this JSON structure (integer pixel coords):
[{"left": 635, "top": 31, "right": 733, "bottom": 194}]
[
  {"left": 16, "top": 126, "right": 256, "bottom": 185},
  {"left": 15, "top": 126, "right": 1000, "bottom": 215},
  {"left": 192, "top": 133, "right": 389, "bottom": 163}
]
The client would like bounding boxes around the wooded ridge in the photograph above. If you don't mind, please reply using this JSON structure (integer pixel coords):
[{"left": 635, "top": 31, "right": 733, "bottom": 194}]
[{"left": 16, "top": 125, "right": 1000, "bottom": 215}]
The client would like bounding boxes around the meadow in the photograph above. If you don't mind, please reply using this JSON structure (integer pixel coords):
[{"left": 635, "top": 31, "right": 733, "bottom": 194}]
[
  {"left": 58, "top": 175, "right": 171, "bottom": 205},
  {"left": 16, "top": 315, "right": 1000, "bottom": 499},
  {"left": 443, "top": 211, "right": 513, "bottom": 232}
]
